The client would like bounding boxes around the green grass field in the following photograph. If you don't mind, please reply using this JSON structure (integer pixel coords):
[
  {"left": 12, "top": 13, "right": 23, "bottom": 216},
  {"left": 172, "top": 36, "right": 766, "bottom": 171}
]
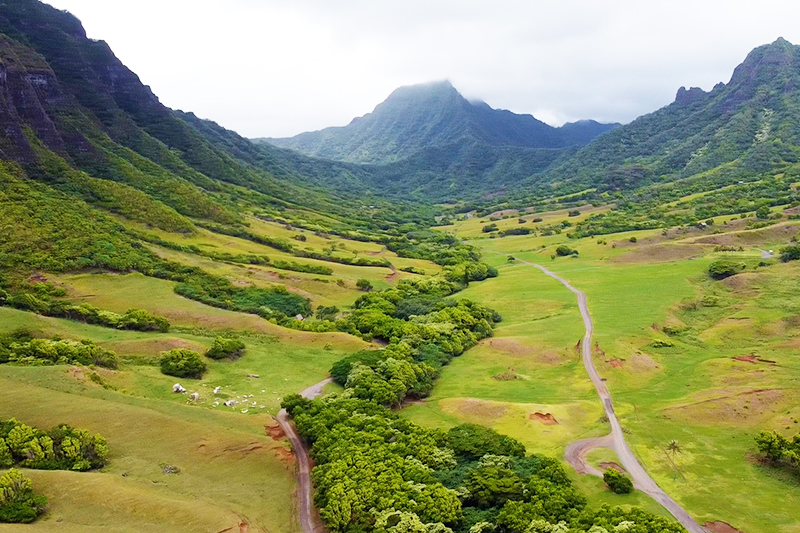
[{"left": 408, "top": 207, "right": 800, "bottom": 531}]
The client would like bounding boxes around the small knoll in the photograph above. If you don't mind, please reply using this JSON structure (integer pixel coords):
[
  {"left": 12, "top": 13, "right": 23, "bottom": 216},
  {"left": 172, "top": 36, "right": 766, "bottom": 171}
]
[{"left": 529, "top": 412, "right": 559, "bottom": 425}]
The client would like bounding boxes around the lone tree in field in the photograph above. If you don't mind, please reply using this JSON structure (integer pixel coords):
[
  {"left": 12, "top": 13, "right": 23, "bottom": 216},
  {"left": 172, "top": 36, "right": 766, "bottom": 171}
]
[
  {"left": 603, "top": 468, "right": 633, "bottom": 494},
  {"left": 667, "top": 439, "right": 681, "bottom": 459},
  {"left": 160, "top": 349, "right": 207, "bottom": 379},
  {"left": 356, "top": 279, "right": 373, "bottom": 292}
]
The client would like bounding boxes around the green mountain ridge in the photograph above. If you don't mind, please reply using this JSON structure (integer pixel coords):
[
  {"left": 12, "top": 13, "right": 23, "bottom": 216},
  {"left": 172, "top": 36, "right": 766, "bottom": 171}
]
[
  {"left": 537, "top": 37, "right": 800, "bottom": 194},
  {"left": 261, "top": 81, "right": 618, "bottom": 165}
]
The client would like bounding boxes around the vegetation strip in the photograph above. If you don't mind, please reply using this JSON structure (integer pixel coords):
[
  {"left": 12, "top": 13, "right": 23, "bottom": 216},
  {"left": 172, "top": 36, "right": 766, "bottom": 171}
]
[{"left": 530, "top": 262, "right": 705, "bottom": 533}]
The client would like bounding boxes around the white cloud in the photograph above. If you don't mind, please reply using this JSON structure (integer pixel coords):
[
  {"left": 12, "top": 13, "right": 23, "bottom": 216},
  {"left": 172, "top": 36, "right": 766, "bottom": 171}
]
[{"left": 44, "top": 0, "right": 800, "bottom": 137}]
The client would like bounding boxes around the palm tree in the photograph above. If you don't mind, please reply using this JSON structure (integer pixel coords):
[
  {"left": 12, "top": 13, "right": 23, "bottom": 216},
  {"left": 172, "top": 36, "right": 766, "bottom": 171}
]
[{"left": 667, "top": 440, "right": 681, "bottom": 459}]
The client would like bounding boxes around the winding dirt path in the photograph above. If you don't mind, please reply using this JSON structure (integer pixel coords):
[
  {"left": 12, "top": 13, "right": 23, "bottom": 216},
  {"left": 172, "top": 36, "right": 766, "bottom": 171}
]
[
  {"left": 276, "top": 378, "right": 333, "bottom": 533},
  {"left": 530, "top": 263, "right": 706, "bottom": 533}
]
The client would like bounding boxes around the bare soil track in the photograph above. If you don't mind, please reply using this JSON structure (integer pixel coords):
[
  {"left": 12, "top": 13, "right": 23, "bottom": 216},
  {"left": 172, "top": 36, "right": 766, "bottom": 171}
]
[
  {"left": 276, "top": 378, "right": 333, "bottom": 533},
  {"left": 530, "top": 262, "right": 706, "bottom": 533}
]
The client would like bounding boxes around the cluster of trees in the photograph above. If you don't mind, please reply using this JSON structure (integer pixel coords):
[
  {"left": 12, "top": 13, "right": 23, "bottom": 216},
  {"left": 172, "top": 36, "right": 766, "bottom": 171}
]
[
  {"left": 282, "top": 397, "right": 684, "bottom": 533},
  {"left": 0, "top": 469, "right": 47, "bottom": 523},
  {"left": 0, "top": 330, "right": 118, "bottom": 369},
  {"left": 755, "top": 430, "right": 800, "bottom": 473},
  {"left": 205, "top": 337, "right": 245, "bottom": 360},
  {"left": 385, "top": 231, "right": 481, "bottom": 266},
  {"left": 0, "top": 282, "right": 170, "bottom": 333},
  {"left": 780, "top": 245, "right": 800, "bottom": 262},
  {"left": 0, "top": 418, "right": 109, "bottom": 472},
  {"left": 160, "top": 349, "right": 207, "bottom": 379}
]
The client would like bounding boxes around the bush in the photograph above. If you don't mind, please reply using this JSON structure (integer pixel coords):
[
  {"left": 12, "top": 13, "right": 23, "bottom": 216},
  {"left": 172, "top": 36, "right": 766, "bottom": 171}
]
[
  {"left": 160, "top": 349, "right": 206, "bottom": 378},
  {"left": 708, "top": 260, "right": 746, "bottom": 279},
  {"left": 356, "top": 279, "right": 373, "bottom": 292},
  {"left": 482, "top": 223, "right": 499, "bottom": 233},
  {"left": 0, "top": 469, "right": 47, "bottom": 523},
  {"left": 0, "top": 419, "right": 109, "bottom": 471},
  {"left": 205, "top": 337, "right": 245, "bottom": 360},
  {"left": 629, "top": 236, "right": 637, "bottom": 243},
  {"left": 780, "top": 245, "right": 800, "bottom": 262},
  {"left": 603, "top": 468, "right": 633, "bottom": 494},
  {"left": 756, "top": 206, "right": 771, "bottom": 219},
  {"left": 0, "top": 337, "right": 118, "bottom": 369},
  {"left": 568, "top": 210, "right": 580, "bottom": 217},
  {"left": 555, "top": 245, "right": 572, "bottom": 257}
]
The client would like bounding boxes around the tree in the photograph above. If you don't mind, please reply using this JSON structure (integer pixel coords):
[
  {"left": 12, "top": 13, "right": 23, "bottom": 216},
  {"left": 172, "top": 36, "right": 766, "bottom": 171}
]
[
  {"left": 603, "top": 468, "right": 633, "bottom": 494},
  {"left": 356, "top": 278, "right": 373, "bottom": 292},
  {"left": 0, "top": 469, "right": 47, "bottom": 523},
  {"left": 205, "top": 337, "right": 245, "bottom": 360},
  {"left": 555, "top": 245, "right": 572, "bottom": 257},
  {"left": 160, "top": 349, "right": 207, "bottom": 378},
  {"left": 756, "top": 206, "right": 771, "bottom": 219}
]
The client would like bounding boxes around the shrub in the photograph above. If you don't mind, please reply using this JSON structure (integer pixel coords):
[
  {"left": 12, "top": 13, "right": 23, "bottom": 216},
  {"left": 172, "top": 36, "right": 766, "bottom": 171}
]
[
  {"left": 568, "top": 210, "right": 580, "bottom": 217},
  {"left": 160, "top": 349, "right": 206, "bottom": 378},
  {"left": 356, "top": 279, "right": 373, "bottom": 292},
  {"left": 756, "top": 206, "right": 771, "bottom": 219},
  {"left": 780, "top": 245, "right": 800, "bottom": 262},
  {"left": 482, "top": 224, "right": 499, "bottom": 233},
  {"left": 629, "top": 236, "right": 637, "bottom": 243},
  {"left": 708, "top": 260, "right": 746, "bottom": 279},
  {"left": 603, "top": 468, "right": 633, "bottom": 494},
  {"left": 0, "top": 469, "right": 47, "bottom": 523},
  {"left": 205, "top": 337, "right": 245, "bottom": 360},
  {"left": 0, "top": 419, "right": 108, "bottom": 471},
  {"left": 555, "top": 245, "right": 572, "bottom": 257}
]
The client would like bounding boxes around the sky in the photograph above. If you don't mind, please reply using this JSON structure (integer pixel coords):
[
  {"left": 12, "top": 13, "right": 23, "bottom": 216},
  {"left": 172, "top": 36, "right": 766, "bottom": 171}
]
[{"left": 44, "top": 0, "right": 800, "bottom": 138}]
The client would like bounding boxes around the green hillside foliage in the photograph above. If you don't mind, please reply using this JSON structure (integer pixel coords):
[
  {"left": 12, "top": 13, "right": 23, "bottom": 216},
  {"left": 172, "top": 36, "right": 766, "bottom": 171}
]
[
  {"left": 0, "top": 469, "right": 47, "bottom": 523},
  {"left": 0, "top": 418, "right": 109, "bottom": 471}
]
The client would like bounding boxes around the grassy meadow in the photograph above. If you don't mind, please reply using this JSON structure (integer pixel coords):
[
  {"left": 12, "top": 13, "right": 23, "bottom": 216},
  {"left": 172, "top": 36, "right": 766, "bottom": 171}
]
[{"left": 412, "top": 205, "right": 800, "bottom": 531}]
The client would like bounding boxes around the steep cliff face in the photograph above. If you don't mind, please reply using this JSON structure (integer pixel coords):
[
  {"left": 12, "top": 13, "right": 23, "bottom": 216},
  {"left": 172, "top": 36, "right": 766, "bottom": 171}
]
[{"left": 0, "top": 34, "right": 67, "bottom": 163}]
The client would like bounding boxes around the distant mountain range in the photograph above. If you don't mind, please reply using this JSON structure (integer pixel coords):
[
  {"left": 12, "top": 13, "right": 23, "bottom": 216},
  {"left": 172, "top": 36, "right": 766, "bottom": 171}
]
[{"left": 260, "top": 81, "right": 618, "bottom": 164}]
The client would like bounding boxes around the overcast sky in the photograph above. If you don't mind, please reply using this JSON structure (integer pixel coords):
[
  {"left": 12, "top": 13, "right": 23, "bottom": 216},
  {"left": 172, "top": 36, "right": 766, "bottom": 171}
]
[{"left": 44, "top": 0, "right": 800, "bottom": 138}]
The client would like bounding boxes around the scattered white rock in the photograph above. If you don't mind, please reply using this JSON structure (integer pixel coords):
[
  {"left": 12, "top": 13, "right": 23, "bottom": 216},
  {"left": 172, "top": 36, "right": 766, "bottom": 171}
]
[
  {"left": 172, "top": 383, "right": 186, "bottom": 393},
  {"left": 224, "top": 399, "right": 237, "bottom": 407},
  {"left": 213, "top": 386, "right": 221, "bottom": 395},
  {"left": 241, "top": 409, "right": 248, "bottom": 413},
  {"left": 189, "top": 392, "right": 200, "bottom": 402}
]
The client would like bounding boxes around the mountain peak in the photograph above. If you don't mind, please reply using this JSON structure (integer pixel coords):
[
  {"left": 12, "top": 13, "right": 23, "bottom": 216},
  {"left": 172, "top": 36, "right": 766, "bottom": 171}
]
[{"left": 728, "top": 37, "right": 800, "bottom": 88}]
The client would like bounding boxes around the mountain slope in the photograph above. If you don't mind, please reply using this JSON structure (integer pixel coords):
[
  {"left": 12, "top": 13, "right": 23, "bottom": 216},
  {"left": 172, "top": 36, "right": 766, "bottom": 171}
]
[
  {"left": 261, "top": 81, "right": 618, "bottom": 164},
  {"left": 541, "top": 38, "right": 800, "bottom": 192}
]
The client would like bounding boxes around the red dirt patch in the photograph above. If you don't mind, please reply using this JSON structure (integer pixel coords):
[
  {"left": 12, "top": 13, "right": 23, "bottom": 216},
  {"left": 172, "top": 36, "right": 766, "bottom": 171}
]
[
  {"left": 385, "top": 271, "right": 400, "bottom": 283},
  {"left": 599, "top": 462, "right": 625, "bottom": 473},
  {"left": 704, "top": 521, "right": 745, "bottom": 533},
  {"left": 733, "top": 355, "right": 776, "bottom": 365},
  {"left": 274, "top": 447, "right": 295, "bottom": 465},
  {"left": 67, "top": 366, "right": 85, "bottom": 381},
  {"left": 265, "top": 421, "right": 286, "bottom": 440},
  {"left": 606, "top": 358, "right": 624, "bottom": 369},
  {"left": 529, "top": 412, "right": 558, "bottom": 425},
  {"left": 481, "top": 338, "right": 536, "bottom": 357}
]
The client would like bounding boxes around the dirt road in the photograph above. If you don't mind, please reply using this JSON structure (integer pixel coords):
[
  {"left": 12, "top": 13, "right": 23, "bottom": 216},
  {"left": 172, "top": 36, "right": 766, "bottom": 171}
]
[
  {"left": 275, "top": 377, "right": 333, "bottom": 533},
  {"left": 531, "top": 263, "right": 706, "bottom": 533}
]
